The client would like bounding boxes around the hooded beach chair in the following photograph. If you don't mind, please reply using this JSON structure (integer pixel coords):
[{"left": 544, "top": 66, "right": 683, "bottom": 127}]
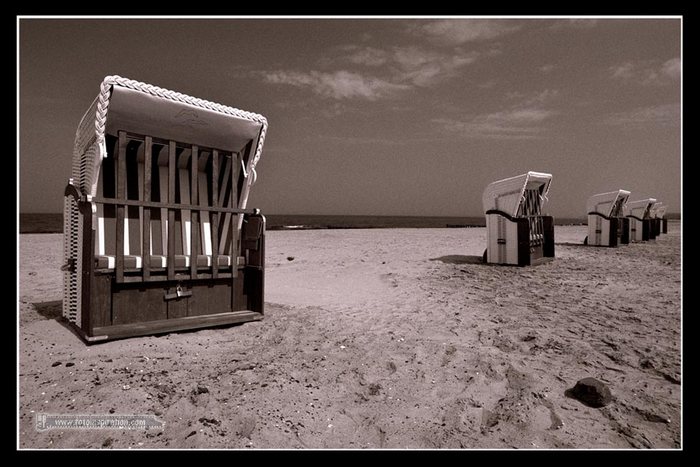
[
  {"left": 482, "top": 171, "right": 555, "bottom": 266},
  {"left": 650, "top": 202, "right": 665, "bottom": 237},
  {"left": 655, "top": 204, "right": 668, "bottom": 234},
  {"left": 624, "top": 198, "right": 656, "bottom": 242},
  {"left": 585, "top": 190, "right": 630, "bottom": 247},
  {"left": 62, "top": 76, "right": 268, "bottom": 342}
]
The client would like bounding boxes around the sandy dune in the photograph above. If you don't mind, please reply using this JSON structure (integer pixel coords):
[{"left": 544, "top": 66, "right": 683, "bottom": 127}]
[{"left": 18, "top": 224, "right": 681, "bottom": 449}]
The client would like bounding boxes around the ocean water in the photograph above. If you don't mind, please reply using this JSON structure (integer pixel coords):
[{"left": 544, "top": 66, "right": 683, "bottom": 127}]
[{"left": 20, "top": 213, "right": 591, "bottom": 234}]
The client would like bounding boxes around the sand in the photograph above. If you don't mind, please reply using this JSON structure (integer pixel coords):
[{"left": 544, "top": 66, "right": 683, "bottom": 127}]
[{"left": 18, "top": 224, "right": 681, "bottom": 449}]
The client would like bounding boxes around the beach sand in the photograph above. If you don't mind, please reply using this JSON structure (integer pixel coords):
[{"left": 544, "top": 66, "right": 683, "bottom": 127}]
[{"left": 18, "top": 224, "right": 681, "bottom": 449}]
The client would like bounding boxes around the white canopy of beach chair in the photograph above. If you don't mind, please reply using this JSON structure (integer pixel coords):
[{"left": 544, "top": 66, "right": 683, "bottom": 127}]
[
  {"left": 482, "top": 171, "right": 552, "bottom": 217},
  {"left": 70, "top": 75, "right": 267, "bottom": 203},
  {"left": 655, "top": 205, "right": 667, "bottom": 219},
  {"left": 649, "top": 202, "right": 664, "bottom": 219},
  {"left": 625, "top": 198, "right": 657, "bottom": 219},
  {"left": 586, "top": 190, "right": 631, "bottom": 217}
]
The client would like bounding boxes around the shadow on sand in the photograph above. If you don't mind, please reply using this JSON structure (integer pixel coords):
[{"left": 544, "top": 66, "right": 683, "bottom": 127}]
[
  {"left": 430, "top": 255, "right": 485, "bottom": 265},
  {"left": 556, "top": 242, "right": 588, "bottom": 247},
  {"left": 33, "top": 300, "right": 62, "bottom": 320}
]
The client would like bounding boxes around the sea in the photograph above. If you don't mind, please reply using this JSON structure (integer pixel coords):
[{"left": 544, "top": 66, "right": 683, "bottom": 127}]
[{"left": 19, "top": 213, "right": 590, "bottom": 234}]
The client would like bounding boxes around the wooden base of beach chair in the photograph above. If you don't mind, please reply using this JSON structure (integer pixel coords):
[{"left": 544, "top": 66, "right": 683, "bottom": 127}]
[
  {"left": 484, "top": 213, "right": 554, "bottom": 266},
  {"left": 71, "top": 309, "right": 263, "bottom": 343},
  {"left": 627, "top": 217, "right": 652, "bottom": 242},
  {"left": 586, "top": 214, "right": 623, "bottom": 247},
  {"left": 74, "top": 262, "right": 264, "bottom": 343},
  {"left": 620, "top": 218, "right": 630, "bottom": 244}
]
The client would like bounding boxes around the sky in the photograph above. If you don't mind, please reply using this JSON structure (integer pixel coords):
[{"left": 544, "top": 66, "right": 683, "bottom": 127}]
[{"left": 18, "top": 17, "right": 681, "bottom": 217}]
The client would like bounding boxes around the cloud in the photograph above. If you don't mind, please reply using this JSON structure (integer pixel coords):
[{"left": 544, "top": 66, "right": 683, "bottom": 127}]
[
  {"left": 340, "top": 45, "right": 478, "bottom": 87},
  {"left": 523, "top": 89, "right": 559, "bottom": 105},
  {"left": 661, "top": 58, "right": 681, "bottom": 79},
  {"left": 604, "top": 103, "right": 680, "bottom": 128},
  {"left": 478, "top": 80, "right": 497, "bottom": 89},
  {"left": 261, "top": 40, "right": 484, "bottom": 101},
  {"left": 506, "top": 89, "right": 559, "bottom": 106},
  {"left": 540, "top": 64, "right": 555, "bottom": 73},
  {"left": 568, "top": 19, "right": 599, "bottom": 28},
  {"left": 262, "top": 70, "right": 409, "bottom": 100},
  {"left": 611, "top": 62, "right": 635, "bottom": 79},
  {"left": 313, "top": 134, "right": 409, "bottom": 146},
  {"left": 392, "top": 47, "right": 478, "bottom": 86},
  {"left": 345, "top": 46, "right": 389, "bottom": 67},
  {"left": 433, "top": 91, "right": 559, "bottom": 139},
  {"left": 408, "top": 19, "right": 521, "bottom": 45},
  {"left": 610, "top": 58, "right": 681, "bottom": 85},
  {"left": 550, "top": 19, "right": 599, "bottom": 30}
]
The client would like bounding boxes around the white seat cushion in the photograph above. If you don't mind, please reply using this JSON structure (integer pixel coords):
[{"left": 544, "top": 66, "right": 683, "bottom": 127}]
[{"left": 95, "top": 254, "right": 243, "bottom": 270}]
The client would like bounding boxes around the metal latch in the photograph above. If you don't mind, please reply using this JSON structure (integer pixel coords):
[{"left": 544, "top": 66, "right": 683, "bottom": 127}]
[
  {"left": 164, "top": 284, "right": 192, "bottom": 301},
  {"left": 60, "top": 258, "right": 76, "bottom": 273}
]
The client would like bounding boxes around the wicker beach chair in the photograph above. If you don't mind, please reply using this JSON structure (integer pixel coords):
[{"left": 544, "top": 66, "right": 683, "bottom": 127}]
[
  {"left": 655, "top": 204, "right": 668, "bottom": 234},
  {"left": 62, "top": 76, "right": 268, "bottom": 342},
  {"left": 585, "top": 190, "right": 631, "bottom": 247},
  {"left": 649, "top": 202, "right": 665, "bottom": 238},
  {"left": 624, "top": 198, "right": 656, "bottom": 242},
  {"left": 482, "top": 171, "right": 555, "bottom": 266}
]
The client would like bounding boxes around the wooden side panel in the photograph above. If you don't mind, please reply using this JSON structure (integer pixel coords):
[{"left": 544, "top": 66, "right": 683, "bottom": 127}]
[
  {"left": 112, "top": 285, "right": 168, "bottom": 325},
  {"left": 629, "top": 218, "right": 638, "bottom": 242},
  {"left": 233, "top": 272, "right": 246, "bottom": 311},
  {"left": 600, "top": 217, "right": 610, "bottom": 246},
  {"left": 485, "top": 215, "right": 494, "bottom": 263},
  {"left": 642, "top": 219, "right": 651, "bottom": 241},
  {"left": 80, "top": 203, "right": 94, "bottom": 333},
  {"left": 188, "top": 282, "right": 232, "bottom": 316},
  {"left": 620, "top": 218, "right": 630, "bottom": 244},
  {"left": 587, "top": 215, "right": 613, "bottom": 246},
  {"left": 608, "top": 217, "right": 618, "bottom": 247},
  {"left": 542, "top": 216, "right": 555, "bottom": 258},
  {"left": 485, "top": 214, "right": 519, "bottom": 265},
  {"left": 517, "top": 218, "right": 531, "bottom": 266},
  {"left": 505, "top": 218, "right": 519, "bottom": 264},
  {"left": 90, "top": 274, "right": 112, "bottom": 329},
  {"left": 587, "top": 215, "right": 598, "bottom": 246},
  {"left": 245, "top": 268, "right": 264, "bottom": 314},
  {"left": 167, "top": 294, "right": 189, "bottom": 319},
  {"left": 485, "top": 215, "right": 499, "bottom": 264}
]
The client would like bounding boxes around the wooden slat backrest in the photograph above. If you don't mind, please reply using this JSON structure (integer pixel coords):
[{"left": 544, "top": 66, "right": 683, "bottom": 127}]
[{"left": 95, "top": 131, "right": 254, "bottom": 281}]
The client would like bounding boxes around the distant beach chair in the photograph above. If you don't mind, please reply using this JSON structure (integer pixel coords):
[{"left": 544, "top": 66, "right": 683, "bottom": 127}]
[
  {"left": 482, "top": 171, "right": 555, "bottom": 266},
  {"left": 655, "top": 204, "right": 668, "bottom": 234},
  {"left": 624, "top": 198, "right": 656, "bottom": 242},
  {"left": 650, "top": 202, "right": 665, "bottom": 237},
  {"left": 62, "top": 76, "right": 268, "bottom": 342},
  {"left": 584, "top": 190, "right": 630, "bottom": 247}
]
